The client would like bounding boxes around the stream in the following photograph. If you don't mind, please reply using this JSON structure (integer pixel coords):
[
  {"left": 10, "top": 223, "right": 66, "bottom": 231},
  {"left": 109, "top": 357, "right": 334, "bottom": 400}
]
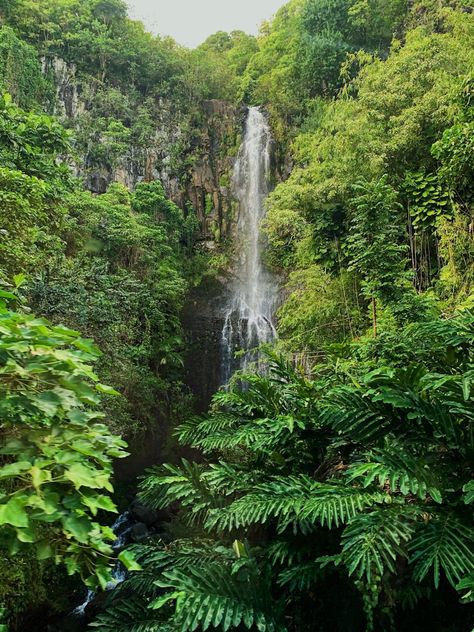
[{"left": 72, "top": 511, "right": 134, "bottom": 618}]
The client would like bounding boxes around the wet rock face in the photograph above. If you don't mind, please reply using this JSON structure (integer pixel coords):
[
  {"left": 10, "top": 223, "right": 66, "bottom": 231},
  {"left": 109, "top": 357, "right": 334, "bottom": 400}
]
[
  {"left": 130, "top": 522, "right": 149, "bottom": 543},
  {"left": 130, "top": 499, "right": 164, "bottom": 527},
  {"left": 181, "top": 276, "right": 231, "bottom": 411},
  {"left": 185, "top": 100, "right": 246, "bottom": 244}
]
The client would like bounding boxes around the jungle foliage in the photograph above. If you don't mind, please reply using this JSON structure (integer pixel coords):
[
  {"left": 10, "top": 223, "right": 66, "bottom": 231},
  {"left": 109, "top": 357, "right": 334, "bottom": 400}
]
[
  {"left": 96, "top": 312, "right": 474, "bottom": 630},
  {"left": 0, "top": 285, "right": 130, "bottom": 590},
  {"left": 0, "top": 0, "right": 473, "bottom": 630},
  {"left": 94, "top": 1, "right": 474, "bottom": 631}
]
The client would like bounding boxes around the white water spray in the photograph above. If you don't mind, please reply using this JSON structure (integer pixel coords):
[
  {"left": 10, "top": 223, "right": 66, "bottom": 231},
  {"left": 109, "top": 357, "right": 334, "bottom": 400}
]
[{"left": 221, "top": 107, "right": 277, "bottom": 382}]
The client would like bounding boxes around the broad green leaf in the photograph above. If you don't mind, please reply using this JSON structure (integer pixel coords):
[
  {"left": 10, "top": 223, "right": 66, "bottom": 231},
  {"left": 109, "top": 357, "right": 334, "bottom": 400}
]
[
  {"left": 63, "top": 514, "right": 93, "bottom": 543},
  {"left": 16, "top": 526, "right": 35, "bottom": 543},
  {"left": 233, "top": 540, "right": 248, "bottom": 559},
  {"left": 149, "top": 591, "right": 182, "bottom": 610},
  {"left": 95, "top": 565, "right": 113, "bottom": 590},
  {"left": 0, "top": 461, "right": 31, "bottom": 479},
  {"left": 36, "top": 541, "right": 54, "bottom": 560},
  {"left": 82, "top": 494, "right": 117, "bottom": 516},
  {"left": 95, "top": 383, "right": 120, "bottom": 396},
  {"left": 34, "top": 391, "right": 61, "bottom": 416},
  {"left": 118, "top": 549, "right": 142, "bottom": 572},
  {"left": 65, "top": 463, "right": 111, "bottom": 490},
  {"left": 0, "top": 497, "right": 29, "bottom": 527},
  {"left": 30, "top": 466, "right": 52, "bottom": 489}
]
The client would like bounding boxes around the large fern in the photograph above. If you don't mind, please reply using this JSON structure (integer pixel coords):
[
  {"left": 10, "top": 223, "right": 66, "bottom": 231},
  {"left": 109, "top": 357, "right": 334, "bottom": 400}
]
[
  {"left": 409, "top": 514, "right": 474, "bottom": 589},
  {"left": 93, "top": 541, "right": 284, "bottom": 632},
  {"left": 96, "top": 313, "right": 474, "bottom": 630}
]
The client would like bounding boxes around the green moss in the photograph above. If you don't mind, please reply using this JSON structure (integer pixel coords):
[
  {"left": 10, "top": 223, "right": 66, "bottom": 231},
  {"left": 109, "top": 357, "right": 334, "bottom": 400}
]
[
  {"left": 205, "top": 193, "right": 214, "bottom": 215},
  {"left": 219, "top": 173, "right": 231, "bottom": 188},
  {"left": 0, "top": 551, "right": 77, "bottom": 627},
  {"left": 0, "top": 27, "right": 53, "bottom": 109}
]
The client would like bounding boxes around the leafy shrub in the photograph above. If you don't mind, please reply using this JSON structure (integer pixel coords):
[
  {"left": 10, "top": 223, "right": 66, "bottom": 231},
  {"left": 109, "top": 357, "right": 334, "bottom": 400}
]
[{"left": 0, "top": 289, "right": 131, "bottom": 589}]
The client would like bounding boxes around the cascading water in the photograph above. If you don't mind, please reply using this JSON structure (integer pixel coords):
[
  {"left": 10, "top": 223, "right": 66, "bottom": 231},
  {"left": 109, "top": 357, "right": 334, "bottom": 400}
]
[
  {"left": 221, "top": 107, "right": 277, "bottom": 382},
  {"left": 73, "top": 511, "right": 133, "bottom": 617}
]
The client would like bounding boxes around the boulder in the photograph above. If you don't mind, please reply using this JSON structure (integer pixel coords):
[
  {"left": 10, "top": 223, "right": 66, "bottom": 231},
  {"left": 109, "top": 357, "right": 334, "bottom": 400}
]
[
  {"left": 130, "top": 522, "right": 149, "bottom": 542},
  {"left": 130, "top": 499, "right": 162, "bottom": 527}
]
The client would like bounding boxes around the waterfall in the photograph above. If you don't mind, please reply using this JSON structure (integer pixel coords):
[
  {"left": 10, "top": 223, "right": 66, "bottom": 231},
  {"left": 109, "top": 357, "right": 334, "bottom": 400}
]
[{"left": 221, "top": 107, "right": 277, "bottom": 382}]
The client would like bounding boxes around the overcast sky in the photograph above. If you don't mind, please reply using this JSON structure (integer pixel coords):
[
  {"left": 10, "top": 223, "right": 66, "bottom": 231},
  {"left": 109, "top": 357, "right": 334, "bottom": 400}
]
[{"left": 126, "top": 0, "right": 286, "bottom": 48}]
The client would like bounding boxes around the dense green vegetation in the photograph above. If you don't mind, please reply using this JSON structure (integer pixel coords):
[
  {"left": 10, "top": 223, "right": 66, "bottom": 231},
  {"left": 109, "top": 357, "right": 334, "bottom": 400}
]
[
  {"left": 0, "top": 0, "right": 473, "bottom": 630},
  {"left": 97, "top": 315, "right": 474, "bottom": 630},
  {"left": 0, "top": 287, "right": 130, "bottom": 587}
]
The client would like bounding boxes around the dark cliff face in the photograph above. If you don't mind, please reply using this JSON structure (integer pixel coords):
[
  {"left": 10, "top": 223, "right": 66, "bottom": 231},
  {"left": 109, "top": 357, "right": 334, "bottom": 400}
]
[
  {"left": 48, "top": 60, "right": 246, "bottom": 408},
  {"left": 183, "top": 100, "right": 246, "bottom": 245},
  {"left": 49, "top": 58, "right": 245, "bottom": 251},
  {"left": 181, "top": 276, "right": 232, "bottom": 411}
]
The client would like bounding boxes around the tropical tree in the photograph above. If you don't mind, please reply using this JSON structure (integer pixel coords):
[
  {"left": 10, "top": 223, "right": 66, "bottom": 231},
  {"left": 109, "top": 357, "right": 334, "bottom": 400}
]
[{"left": 346, "top": 175, "right": 407, "bottom": 336}]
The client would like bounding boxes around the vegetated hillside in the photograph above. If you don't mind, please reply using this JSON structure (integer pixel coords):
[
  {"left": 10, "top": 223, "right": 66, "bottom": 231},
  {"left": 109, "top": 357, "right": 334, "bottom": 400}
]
[{"left": 0, "top": 0, "right": 473, "bottom": 630}]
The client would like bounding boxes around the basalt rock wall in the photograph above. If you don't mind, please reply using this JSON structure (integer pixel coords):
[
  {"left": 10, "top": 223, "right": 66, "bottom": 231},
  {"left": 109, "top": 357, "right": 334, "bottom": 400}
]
[{"left": 48, "top": 57, "right": 245, "bottom": 248}]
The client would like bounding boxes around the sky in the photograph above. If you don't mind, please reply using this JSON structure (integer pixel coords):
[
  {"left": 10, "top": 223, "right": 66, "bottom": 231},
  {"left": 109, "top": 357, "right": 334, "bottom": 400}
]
[{"left": 126, "top": 0, "right": 286, "bottom": 48}]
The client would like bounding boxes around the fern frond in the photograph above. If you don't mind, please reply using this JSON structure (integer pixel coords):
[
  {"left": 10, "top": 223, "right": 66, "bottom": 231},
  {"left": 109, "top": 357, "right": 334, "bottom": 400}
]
[
  {"left": 194, "top": 415, "right": 311, "bottom": 459},
  {"left": 409, "top": 514, "right": 474, "bottom": 589},
  {"left": 463, "top": 480, "right": 474, "bottom": 504},
  {"left": 347, "top": 449, "right": 443, "bottom": 502},
  {"left": 153, "top": 563, "right": 285, "bottom": 632},
  {"left": 193, "top": 422, "right": 271, "bottom": 453},
  {"left": 90, "top": 598, "right": 172, "bottom": 632},
  {"left": 115, "top": 541, "right": 242, "bottom": 600},
  {"left": 322, "top": 366, "right": 473, "bottom": 451},
  {"left": 176, "top": 414, "right": 239, "bottom": 448},
  {"left": 341, "top": 508, "right": 414, "bottom": 583},
  {"left": 397, "top": 582, "right": 433, "bottom": 611},
  {"left": 205, "top": 475, "right": 387, "bottom": 533},
  {"left": 320, "top": 388, "right": 390, "bottom": 442},
  {"left": 457, "top": 573, "right": 474, "bottom": 603},
  {"left": 204, "top": 462, "right": 265, "bottom": 495},
  {"left": 138, "top": 460, "right": 222, "bottom": 524},
  {"left": 277, "top": 561, "right": 327, "bottom": 591},
  {"left": 267, "top": 540, "right": 302, "bottom": 567}
]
